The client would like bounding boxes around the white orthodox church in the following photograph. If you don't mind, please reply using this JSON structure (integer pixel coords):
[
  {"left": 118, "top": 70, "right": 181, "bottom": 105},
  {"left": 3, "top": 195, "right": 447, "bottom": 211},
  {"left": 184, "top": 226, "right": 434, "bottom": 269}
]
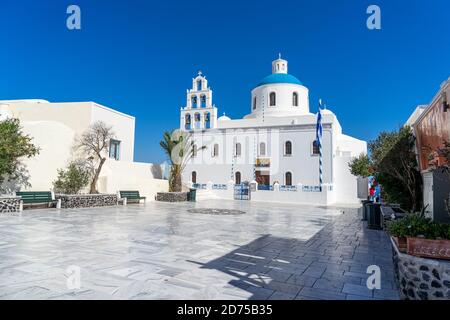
[{"left": 180, "top": 56, "right": 367, "bottom": 205}]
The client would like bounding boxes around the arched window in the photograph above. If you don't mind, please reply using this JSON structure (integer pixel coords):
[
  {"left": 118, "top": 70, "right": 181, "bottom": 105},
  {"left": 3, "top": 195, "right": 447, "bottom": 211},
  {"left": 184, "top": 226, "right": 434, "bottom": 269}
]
[
  {"left": 212, "top": 143, "right": 219, "bottom": 157},
  {"left": 259, "top": 142, "right": 266, "bottom": 156},
  {"left": 235, "top": 143, "right": 242, "bottom": 157},
  {"left": 192, "top": 171, "right": 197, "bottom": 184},
  {"left": 235, "top": 171, "right": 241, "bottom": 185},
  {"left": 284, "top": 141, "right": 292, "bottom": 156},
  {"left": 194, "top": 113, "right": 201, "bottom": 129},
  {"left": 293, "top": 92, "right": 298, "bottom": 106},
  {"left": 185, "top": 114, "right": 191, "bottom": 130},
  {"left": 204, "top": 112, "right": 210, "bottom": 129},
  {"left": 253, "top": 96, "right": 257, "bottom": 110},
  {"left": 269, "top": 92, "right": 276, "bottom": 106},
  {"left": 201, "top": 95, "right": 207, "bottom": 108},
  {"left": 192, "top": 96, "right": 198, "bottom": 108},
  {"left": 285, "top": 172, "right": 292, "bottom": 186},
  {"left": 192, "top": 144, "right": 197, "bottom": 158},
  {"left": 197, "top": 80, "right": 202, "bottom": 91},
  {"left": 312, "top": 140, "right": 320, "bottom": 155}
]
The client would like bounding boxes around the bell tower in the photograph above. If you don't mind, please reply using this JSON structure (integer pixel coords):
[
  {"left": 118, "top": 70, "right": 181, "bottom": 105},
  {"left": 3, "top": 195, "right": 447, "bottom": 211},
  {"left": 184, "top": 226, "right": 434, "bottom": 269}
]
[
  {"left": 180, "top": 71, "right": 218, "bottom": 130},
  {"left": 272, "top": 53, "right": 288, "bottom": 74}
]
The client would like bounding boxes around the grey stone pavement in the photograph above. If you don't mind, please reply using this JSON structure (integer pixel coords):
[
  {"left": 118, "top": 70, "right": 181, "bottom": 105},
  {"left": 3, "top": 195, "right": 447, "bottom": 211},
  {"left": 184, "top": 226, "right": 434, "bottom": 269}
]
[{"left": 0, "top": 199, "right": 399, "bottom": 300}]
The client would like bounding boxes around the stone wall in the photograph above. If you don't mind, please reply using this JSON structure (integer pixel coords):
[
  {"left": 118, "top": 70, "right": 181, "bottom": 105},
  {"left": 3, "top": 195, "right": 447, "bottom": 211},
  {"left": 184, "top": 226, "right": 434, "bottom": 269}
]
[
  {"left": 56, "top": 194, "right": 118, "bottom": 209},
  {"left": 0, "top": 197, "right": 21, "bottom": 213},
  {"left": 156, "top": 192, "right": 188, "bottom": 202},
  {"left": 392, "top": 237, "right": 450, "bottom": 300}
]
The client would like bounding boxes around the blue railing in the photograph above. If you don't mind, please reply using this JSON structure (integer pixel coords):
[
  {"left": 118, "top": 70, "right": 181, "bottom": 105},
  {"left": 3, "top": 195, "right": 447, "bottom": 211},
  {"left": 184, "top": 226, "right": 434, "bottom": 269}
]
[
  {"left": 302, "top": 185, "right": 322, "bottom": 192},
  {"left": 192, "top": 183, "right": 207, "bottom": 189},
  {"left": 212, "top": 184, "right": 227, "bottom": 190},
  {"left": 258, "top": 185, "right": 274, "bottom": 191},
  {"left": 279, "top": 185, "right": 298, "bottom": 192}
]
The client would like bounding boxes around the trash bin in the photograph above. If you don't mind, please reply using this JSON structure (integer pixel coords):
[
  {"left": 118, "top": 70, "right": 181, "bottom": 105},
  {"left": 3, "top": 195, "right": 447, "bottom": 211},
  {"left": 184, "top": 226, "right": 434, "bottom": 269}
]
[
  {"left": 188, "top": 188, "right": 196, "bottom": 202},
  {"left": 361, "top": 200, "right": 373, "bottom": 221},
  {"left": 367, "top": 203, "right": 382, "bottom": 230}
]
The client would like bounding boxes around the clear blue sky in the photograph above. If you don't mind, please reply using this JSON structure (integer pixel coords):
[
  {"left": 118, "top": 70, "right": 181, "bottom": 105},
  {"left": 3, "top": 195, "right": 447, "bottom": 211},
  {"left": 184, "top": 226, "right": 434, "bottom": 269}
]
[{"left": 1, "top": 0, "right": 449, "bottom": 163}]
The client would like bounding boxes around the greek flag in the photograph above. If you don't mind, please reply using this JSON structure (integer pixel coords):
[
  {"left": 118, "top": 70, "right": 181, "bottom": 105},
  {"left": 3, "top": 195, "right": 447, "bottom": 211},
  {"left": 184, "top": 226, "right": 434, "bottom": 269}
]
[{"left": 316, "top": 99, "right": 324, "bottom": 191}]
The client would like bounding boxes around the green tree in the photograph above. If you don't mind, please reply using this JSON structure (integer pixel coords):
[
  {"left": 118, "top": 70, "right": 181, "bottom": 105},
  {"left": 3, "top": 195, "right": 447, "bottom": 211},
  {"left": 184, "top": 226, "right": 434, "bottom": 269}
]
[
  {"left": 349, "top": 126, "right": 422, "bottom": 211},
  {"left": 348, "top": 153, "right": 372, "bottom": 177},
  {"left": 0, "top": 118, "right": 39, "bottom": 188},
  {"left": 53, "top": 161, "right": 91, "bottom": 194},
  {"left": 160, "top": 129, "right": 204, "bottom": 192}
]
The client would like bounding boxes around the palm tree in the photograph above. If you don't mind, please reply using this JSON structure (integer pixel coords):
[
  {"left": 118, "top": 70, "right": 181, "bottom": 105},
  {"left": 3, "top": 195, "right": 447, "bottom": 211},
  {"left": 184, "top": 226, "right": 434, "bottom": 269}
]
[{"left": 160, "top": 129, "right": 204, "bottom": 192}]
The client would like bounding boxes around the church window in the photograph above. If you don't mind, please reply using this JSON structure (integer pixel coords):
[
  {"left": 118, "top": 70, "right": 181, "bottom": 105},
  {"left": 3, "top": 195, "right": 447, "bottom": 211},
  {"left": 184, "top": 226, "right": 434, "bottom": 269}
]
[
  {"left": 197, "top": 80, "right": 202, "bottom": 91},
  {"left": 192, "top": 96, "right": 198, "bottom": 108},
  {"left": 192, "top": 171, "right": 197, "bottom": 183},
  {"left": 192, "top": 144, "right": 197, "bottom": 157},
  {"left": 293, "top": 92, "right": 298, "bottom": 106},
  {"left": 212, "top": 144, "right": 219, "bottom": 157},
  {"left": 253, "top": 96, "right": 257, "bottom": 110},
  {"left": 235, "top": 171, "right": 241, "bottom": 185},
  {"left": 285, "top": 172, "right": 292, "bottom": 186},
  {"left": 205, "top": 112, "right": 210, "bottom": 129},
  {"left": 235, "top": 143, "right": 242, "bottom": 157},
  {"left": 269, "top": 92, "right": 276, "bottom": 106},
  {"left": 259, "top": 142, "right": 266, "bottom": 156},
  {"left": 284, "top": 141, "right": 292, "bottom": 156},
  {"left": 194, "top": 113, "right": 201, "bottom": 129},
  {"left": 312, "top": 140, "right": 320, "bottom": 155}
]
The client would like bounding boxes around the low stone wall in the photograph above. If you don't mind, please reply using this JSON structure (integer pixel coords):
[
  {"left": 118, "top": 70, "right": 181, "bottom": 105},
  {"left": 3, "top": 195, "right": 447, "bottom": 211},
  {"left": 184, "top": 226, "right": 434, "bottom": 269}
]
[
  {"left": 56, "top": 194, "right": 118, "bottom": 209},
  {"left": 391, "top": 237, "right": 450, "bottom": 300},
  {"left": 156, "top": 192, "right": 187, "bottom": 202},
  {"left": 0, "top": 196, "right": 21, "bottom": 213}
]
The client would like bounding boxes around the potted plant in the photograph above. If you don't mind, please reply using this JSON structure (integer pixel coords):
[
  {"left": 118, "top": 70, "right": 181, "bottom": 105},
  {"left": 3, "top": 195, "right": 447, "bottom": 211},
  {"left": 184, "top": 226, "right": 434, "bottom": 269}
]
[{"left": 386, "top": 218, "right": 408, "bottom": 253}]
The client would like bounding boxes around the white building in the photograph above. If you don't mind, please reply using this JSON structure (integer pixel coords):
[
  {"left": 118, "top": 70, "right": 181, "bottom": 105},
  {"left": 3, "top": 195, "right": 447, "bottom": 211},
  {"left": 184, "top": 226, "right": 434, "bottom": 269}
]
[
  {"left": 180, "top": 57, "right": 367, "bottom": 205},
  {"left": 0, "top": 100, "right": 168, "bottom": 199}
]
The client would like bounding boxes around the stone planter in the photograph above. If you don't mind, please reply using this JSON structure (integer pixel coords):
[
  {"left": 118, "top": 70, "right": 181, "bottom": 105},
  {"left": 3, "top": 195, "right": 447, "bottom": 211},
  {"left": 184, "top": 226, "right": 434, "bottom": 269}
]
[
  {"left": 0, "top": 196, "right": 21, "bottom": 213},
  {"left": 393, "top": 236, "right": 407, "bottom": 253},
  {"left": 391, "top": 237, "right": 450, "bottom": 300},
  {"left": 407, "top": 237, "right": 450, "bottom": 261},
  {"left": 156, "top": 192, "right": 188, "bottom": 202},
  {"left": 56, "top": 194, "right": 118, "bottom": 209}
]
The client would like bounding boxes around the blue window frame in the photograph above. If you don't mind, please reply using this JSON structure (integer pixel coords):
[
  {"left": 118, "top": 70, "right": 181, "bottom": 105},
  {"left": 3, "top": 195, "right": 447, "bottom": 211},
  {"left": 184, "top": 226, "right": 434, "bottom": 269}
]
[{"left": 109, "top": 139, "right": 121, "bottom": 160}]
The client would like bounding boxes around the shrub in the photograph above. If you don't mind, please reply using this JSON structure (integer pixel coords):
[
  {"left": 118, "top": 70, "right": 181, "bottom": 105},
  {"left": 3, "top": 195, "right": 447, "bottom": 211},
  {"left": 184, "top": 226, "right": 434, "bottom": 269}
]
[
  {"left": 387, "top": 213, "right": 450, "bottom": 240},
  {"left": 53, "top": 161, "right": 91, "bottom": 194}
]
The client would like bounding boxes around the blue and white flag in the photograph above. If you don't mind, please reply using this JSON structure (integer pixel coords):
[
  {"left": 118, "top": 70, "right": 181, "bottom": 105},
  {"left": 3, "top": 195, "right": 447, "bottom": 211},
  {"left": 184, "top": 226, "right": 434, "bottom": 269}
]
[{"left": 316, "top": 99, "right": 324, "bottom": 191}]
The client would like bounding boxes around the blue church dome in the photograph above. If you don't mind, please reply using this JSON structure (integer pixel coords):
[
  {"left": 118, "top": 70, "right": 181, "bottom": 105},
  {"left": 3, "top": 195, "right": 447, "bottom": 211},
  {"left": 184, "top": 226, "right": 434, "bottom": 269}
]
[{"left": 257, "top": 73, "right": 302, "bottom": 87}]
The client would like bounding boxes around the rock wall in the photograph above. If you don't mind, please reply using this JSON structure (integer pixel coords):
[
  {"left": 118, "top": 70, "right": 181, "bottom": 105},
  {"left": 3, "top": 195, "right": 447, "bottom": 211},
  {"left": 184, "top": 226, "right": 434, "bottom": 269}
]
[
  {"left": 392, "top": 238, "right": 450, "bottom": 300},
  {"left": 156, "top": 192, "right": 188, "bottom": 202},
  {"left": 56, "top": 194, "right": 118, "bottom": 208},
  {"left": 0, "top": 197, "right": 21, "bottom": 213}
]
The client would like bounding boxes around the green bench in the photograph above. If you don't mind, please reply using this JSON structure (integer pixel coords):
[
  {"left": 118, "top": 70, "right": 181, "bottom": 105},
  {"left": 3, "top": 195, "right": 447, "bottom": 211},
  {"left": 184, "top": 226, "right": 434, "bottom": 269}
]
[
  {"left": 119, "top": 191, "right": 146, "bottom": 205},
  {"left": 16, "top": 191, "right": 61, "bottom": 210}
]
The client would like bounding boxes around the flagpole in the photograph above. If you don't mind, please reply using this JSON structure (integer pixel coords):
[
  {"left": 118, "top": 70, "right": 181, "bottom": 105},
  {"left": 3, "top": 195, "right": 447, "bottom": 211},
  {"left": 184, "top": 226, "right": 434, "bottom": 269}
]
[{"left": 316, "top": 100, "right": 323, "bottom": 192}]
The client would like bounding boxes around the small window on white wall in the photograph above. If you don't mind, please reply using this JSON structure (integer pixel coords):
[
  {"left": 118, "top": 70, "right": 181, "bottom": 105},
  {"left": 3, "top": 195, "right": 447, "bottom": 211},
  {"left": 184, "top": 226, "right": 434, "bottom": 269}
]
[
  {"left": 192, "top": 144, "right": 197, "bottom": 158},
  {"left": 212, "top": 144, "right": 219, "bottom": 157},
  {"left": 269, "top": 92, "right": 276, "bottom": 106},
  {"left": 259, "top": 142, "right": 266, "bottom": 156},
  {"left": 293, "top": 92, "right": 298, "bottom": 106},
  {"left": 284, "top": 141, "right": 292, "bottom": 156},
  {"left": 235, "top": 143, "right": 242, "bottom": 157},
  {"left": 285, "top": 172, "right": 292, "bottom": 186},
  {"left": 253, "top": 96, "right": 257, "bottom": 110},
  {"left": 109, "top": 139, "right": 121, "bottom": 160}
]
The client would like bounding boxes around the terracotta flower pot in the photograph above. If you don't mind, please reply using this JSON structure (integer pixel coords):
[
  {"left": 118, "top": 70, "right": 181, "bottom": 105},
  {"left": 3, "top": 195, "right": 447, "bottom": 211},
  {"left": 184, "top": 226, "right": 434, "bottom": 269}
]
[
  {"left": 407, "top": 237, "right": 450, "bottom": 260},
  {"left": 393, "top": 236, "right": 407, "bottom": 253}
]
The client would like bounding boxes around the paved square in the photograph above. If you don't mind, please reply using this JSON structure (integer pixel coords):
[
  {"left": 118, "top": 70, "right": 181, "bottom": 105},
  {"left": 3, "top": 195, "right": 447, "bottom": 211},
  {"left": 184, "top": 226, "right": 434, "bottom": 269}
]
[{"left": 0, "top": 200, "right": 398, "bottom": 300}]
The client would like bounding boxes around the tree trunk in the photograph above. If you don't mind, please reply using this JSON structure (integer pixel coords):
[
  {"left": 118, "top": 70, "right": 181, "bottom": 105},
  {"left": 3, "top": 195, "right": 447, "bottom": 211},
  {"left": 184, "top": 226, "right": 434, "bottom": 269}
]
[{"left": 90, "top": 157, "right": 106, "bottom": 194}]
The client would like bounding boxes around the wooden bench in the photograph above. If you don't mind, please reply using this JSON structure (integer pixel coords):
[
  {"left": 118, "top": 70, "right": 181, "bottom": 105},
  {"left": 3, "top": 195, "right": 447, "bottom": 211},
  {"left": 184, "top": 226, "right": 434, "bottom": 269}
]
[
  {"left": 119, "top": 191, "right": 146, "bottom": 205},
  {"left": 16, "top": 191, "right": 61, "bottom": 211}
]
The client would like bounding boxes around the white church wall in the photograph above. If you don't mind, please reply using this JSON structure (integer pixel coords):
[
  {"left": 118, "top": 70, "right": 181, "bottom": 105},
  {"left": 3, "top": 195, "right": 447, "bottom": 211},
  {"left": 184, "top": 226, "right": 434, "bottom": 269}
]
[{"left": 333, "top": 156, "right": 361, "bottom": 205}]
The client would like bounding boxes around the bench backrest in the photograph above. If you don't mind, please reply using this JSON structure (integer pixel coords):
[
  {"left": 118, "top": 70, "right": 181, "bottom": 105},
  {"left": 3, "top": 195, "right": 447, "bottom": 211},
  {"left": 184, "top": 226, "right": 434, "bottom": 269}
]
[
  {"left": 119, "top": 191, "right": 141, "bottom": 199},
  {"left": 16, "top": 191, "right": 53, "bottom": 204}
]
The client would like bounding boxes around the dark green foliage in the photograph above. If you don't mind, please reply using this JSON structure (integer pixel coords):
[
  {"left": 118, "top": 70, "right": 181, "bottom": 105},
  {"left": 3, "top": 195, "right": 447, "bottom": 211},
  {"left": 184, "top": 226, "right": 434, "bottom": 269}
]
[{"left": 53, "top": 161, "right": 91, "bottom": 194}]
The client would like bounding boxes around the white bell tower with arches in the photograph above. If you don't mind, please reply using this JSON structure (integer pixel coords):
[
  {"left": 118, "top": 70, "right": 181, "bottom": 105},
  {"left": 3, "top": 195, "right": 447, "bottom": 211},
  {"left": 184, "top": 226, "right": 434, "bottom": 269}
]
[{"left": 180, "top": 71, "right": 218, "bottom": 131}]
